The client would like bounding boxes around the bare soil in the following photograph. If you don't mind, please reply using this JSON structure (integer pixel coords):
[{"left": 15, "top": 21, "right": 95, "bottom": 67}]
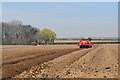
[
  {"left": 2, "top": 44, "right": 118, "bottom": 78},
  {"left": 2, "top": 45, "right": 80, "bottom": 78}
]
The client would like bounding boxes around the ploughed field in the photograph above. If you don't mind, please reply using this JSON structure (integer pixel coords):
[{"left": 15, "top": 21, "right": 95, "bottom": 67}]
[{"left": 2, "top": 44, "right": 118, "bottom": 78}]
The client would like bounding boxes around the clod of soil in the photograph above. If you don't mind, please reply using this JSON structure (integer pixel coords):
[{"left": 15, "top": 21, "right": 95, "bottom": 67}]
[
  {"left": 105, "top": 67, "right": 110, "bottom": 69},
  {"left": 104, "top": 76, "right": 107, "bottom": 78},
  {"left": 95, "top": 70, "right": 98, "bottom": 72},
  {"left": 65, "top": 71, "right": 71, "bottom": 75}
]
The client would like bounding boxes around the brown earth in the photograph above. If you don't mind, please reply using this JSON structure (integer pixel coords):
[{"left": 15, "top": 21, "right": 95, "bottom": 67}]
[
  {"left": 2, "top": 45, "right": 81, "bottom": 78},
  {"left": 2, "top": 44, "right": 118, "bottom": 78},
  {"left": 14, "top": 44, "right": 118, "bottom": 78}
]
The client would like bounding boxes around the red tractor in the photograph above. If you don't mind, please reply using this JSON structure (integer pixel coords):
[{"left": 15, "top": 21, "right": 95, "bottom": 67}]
[
  {"left": 31, "top": 41, "right": 37, "bottom": 46},
  {"left": 77, "top": 40, "right": 93, "bottom": 48}
]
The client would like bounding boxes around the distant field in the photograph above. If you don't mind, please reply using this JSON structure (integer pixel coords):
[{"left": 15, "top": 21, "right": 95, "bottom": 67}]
[
  {"left": 54, "top": 40, "right": 119, "bottom": 43},
  {"left": 56, "top": 37, "right": 119, "bottom": 40}
]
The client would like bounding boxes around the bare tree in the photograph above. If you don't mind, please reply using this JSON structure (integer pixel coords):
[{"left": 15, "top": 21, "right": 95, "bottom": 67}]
[{"left": 2, "top": 21, "right": 39, "bottom": 45}]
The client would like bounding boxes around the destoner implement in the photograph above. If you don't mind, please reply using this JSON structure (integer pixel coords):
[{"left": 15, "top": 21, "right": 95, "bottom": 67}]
[{"left": 77, "top": 40, "right": 93, "bottom": 48}]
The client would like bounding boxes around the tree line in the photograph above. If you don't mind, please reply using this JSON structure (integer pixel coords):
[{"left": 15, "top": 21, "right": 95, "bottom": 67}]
[{"left": 2, "top": 21, "right": 56, "bottom": 45}]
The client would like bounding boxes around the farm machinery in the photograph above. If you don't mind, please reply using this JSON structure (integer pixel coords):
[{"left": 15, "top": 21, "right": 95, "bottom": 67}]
[
  {"left": 31, "top": 41, "right": 37, "bottom": 46},
  {"left": 77, "top": 39, "right": 93, "bottom": 48}
]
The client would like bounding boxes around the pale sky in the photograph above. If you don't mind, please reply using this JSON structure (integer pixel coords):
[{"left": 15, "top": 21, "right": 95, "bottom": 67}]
[{"left": 2, "top": 2, "right": 118, "bottom": 38}]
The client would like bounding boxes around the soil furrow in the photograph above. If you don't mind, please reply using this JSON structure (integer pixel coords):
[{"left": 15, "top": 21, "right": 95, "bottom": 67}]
[
  {"left": 2, "top": 45, "right": 81, "bottom": 78},
  {"left": 14, "top": 45, "right": 99, "bottom": 78}
]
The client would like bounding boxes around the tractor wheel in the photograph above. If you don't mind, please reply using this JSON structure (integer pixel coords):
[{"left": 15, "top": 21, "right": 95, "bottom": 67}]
[{"left": 80, "top": 46, "right": 82, "bottom": 48}]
